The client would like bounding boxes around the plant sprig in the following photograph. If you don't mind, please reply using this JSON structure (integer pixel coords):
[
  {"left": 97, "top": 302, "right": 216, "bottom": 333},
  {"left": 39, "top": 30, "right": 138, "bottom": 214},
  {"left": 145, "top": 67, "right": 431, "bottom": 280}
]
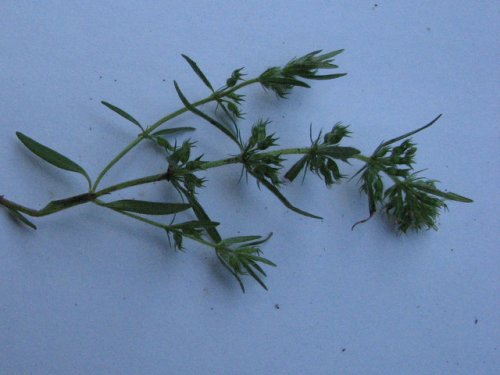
[{"left": 0, "top": 49, "right": 472, "bottom": 291}]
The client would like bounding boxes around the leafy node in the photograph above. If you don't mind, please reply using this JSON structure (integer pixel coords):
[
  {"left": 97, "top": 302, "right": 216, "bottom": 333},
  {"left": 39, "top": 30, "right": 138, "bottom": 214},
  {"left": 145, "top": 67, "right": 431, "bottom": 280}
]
[
  {"left": 285, "top": 123, "right": 360, "bottom": 185},
  {"left": 259, "top": 49, "right": 346, "bottom": 97}
]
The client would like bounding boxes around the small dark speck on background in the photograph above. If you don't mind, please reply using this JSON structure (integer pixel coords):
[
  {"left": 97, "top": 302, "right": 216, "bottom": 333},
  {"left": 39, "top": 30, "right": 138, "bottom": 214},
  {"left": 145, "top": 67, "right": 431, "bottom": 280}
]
[
  {"left": 274, "top": 304, "right": 280, "bottom": 310},
  {"left": 475, "top": 318, "right": 478, "bottom": 325},
  {"left": 341, "top": 348, "right": 346, "bottom": 352}
]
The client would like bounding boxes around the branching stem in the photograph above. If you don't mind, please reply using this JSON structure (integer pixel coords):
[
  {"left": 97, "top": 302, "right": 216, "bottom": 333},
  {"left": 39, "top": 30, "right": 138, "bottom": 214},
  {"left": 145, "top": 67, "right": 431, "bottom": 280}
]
[
  {"left": 1, "top": 49, "right": 471, "bottom": 291},
  {"left": 0, "top": 146, "right": 374, "bottom": 218},
  {"left": 91, "top": 78, "right": 260, "bottom": 192}
]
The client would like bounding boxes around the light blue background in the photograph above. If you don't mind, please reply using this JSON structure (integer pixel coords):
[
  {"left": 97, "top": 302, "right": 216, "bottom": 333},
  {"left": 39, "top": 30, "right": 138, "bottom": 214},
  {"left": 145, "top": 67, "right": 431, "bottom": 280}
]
[{"left": 1, "top": 1, "right": 498, "bottom": 374}]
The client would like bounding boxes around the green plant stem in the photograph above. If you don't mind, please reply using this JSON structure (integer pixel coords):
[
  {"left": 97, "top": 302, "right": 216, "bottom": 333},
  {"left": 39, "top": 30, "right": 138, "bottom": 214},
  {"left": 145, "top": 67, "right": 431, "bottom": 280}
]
[
  {"left": 91, "top": 78, "right": 260, "bottom": 192},
  {"left": 0, "top": 195, "right": 40, "bottom": 217},
  {"left": 352, "top": 154, "right": 371, "bottom": 163},
  {"left": 0, "top": 146, "right": 373, "bottom": 218},
  {"left": 198, "top": 148, "right": 312, "bottom": 170},
  {"left": 95, "top": 200, "right": 218, "bottom": 249},
  {"left": 96, "top": 172, "right": 167, "bottom": 196},
  {"left": 0, "top": 173, "right": 167, "bottom": 217},
  {"left": 0, "top": 193, "right": 97, "bottom": 217}
]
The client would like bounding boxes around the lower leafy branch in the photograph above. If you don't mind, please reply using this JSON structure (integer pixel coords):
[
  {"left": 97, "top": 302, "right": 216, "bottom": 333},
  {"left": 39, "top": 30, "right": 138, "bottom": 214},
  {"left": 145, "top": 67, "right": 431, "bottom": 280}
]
[{"left": 1, "top": 49, "right": 472, "bottom": 291}]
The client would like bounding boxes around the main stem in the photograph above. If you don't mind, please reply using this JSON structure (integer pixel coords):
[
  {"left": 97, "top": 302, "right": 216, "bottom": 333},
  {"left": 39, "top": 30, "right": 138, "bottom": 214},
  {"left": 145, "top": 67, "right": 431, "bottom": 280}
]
[
  {"left": 91, "top": 78, "right": 260, "bottom": 192},
  {"left": 0, "top": 146, "right": 371, "bottom": 217}
]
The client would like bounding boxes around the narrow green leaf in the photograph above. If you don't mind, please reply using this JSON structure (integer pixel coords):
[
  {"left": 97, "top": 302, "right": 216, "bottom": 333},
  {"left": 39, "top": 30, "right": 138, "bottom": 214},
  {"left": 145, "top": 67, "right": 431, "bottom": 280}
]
[
  {"left": 170, "top": 220, "right": 219, "bottom": 229},
  {"left": 319, "top": 49, "right": 345, "bottom": 59},
  {"left": 42, "top": 193, "right": 95, "bottom": 213},
  {"left": 348, "top": 164, "right": 368, "bottom": 182},
  {"left": 242, "top": 232, "right": 273, "bottom": 247},
  {"left": 42, "top": 200, "right": 68, "bottom": 213},
  {"left": 16, "top": 132, "right": 91, "bottom": 188},
  {"left": 216, "top": 252, "right": 245, "bottom": 292},
  {"left": 189, "top": 199, "right": 221, "bottom": 242},
  {"left": 173, "top": 181, "right": 222, "bottom": 243},
  {"left": 284, "top": 156, "right": 308, "bottom": 182},
  {"left": 267, "top": 77, "right": 310, "bottom": 88},
  {"left": 150, "top": 127, "right": 196, "bottom": 137},
  {"left": 378, "top": 114, "right": 442, "bottom": 149},
  {"left": 173, "top": 81, "right": 239, "bottom": 144},
  {"left": 250, "top": 255, "right": 277, "bottom": 267},
  {"left": 221, "top": 235, "right": 262, "bottom": 245},
  {"left": 240, "top": 259, "right": 268, "bottom": 290},
  {"left": 247, "top": 259, "right": 267, "bottom": 276},
  {"left": 181, "top": 54, "right": 214, "bottom": 92},
  {"left": 103, "top": 199, "right": 190, "bottom": 215},
  {"left": 322, "top": 146, "right": 360, "bottom": 161},
  {"left": 101, "top": 101, "right": 144, "bottom": 131},
  {"left": 412, "top": 184, "right": 473, "bottom": 203},
  {"left": 154, "top": 136, "right": 172, "bottom": 150},
  {"left": 303, "top": 73, "right": 347, "bottom": 80},
  {"left": 216, "top": 100, "right": 241, "bottom": 135},
  {"left": 8, "top": 208, "right": 37, "bottom": 230},
  {"left": 249, "top": 170, "right": 322, "bottom": 219}
]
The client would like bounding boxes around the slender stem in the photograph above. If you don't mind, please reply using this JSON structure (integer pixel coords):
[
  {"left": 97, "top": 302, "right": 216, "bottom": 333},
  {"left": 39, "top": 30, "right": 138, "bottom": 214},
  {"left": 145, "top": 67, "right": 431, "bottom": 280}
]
[
  {"left": 199, "top": 156, "right": 242, "bottom": 170},
  {"left": 0, "top": 193, "right": 98, "bottom": 217},
  {"left": 198, "top": 148, "right": 311, "bottom": 171},
  {"left": 92, "top": 137, "right": 143, "bottom": 192},
  {"left": 0, "top": 195, "right": 39, "bottom": 216},
  {"left": 265, "top": 147, "right": 311, "bottom": 157},
  {"left": 95, "top": 200, "right": 219, "bottom": 249},
  {"left": 1, "top": 143, "right": 371, "bottom": 218},
  {"left": 91, "top": 78, "right": 260, "bottom": 192},
  {"left": 352, "top": 154, "right": 371, "bottom": 163},
  {"left": 96, "top": 172, "right": 167, "bottom": 196},
  {"left": 183, "top": 234, "right": 219, "bottom": 249},
  {"left": 0, "top": 173, "right": 167, "bottom": 217}
]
